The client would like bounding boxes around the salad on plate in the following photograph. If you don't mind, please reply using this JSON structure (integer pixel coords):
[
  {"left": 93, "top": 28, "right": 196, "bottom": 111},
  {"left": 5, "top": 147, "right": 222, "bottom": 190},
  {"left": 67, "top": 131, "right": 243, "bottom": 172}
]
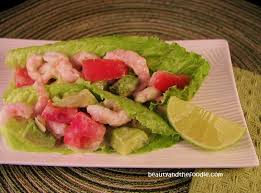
[{"left": 0, "top": 36, "right": 245, "bottom": 155}]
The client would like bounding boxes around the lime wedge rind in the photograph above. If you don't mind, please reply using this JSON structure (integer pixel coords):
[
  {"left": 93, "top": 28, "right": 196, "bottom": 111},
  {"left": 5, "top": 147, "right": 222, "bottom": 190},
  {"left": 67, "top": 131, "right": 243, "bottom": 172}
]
[{"left": 167, "top": 96, "right": 246, "bottom": 151}]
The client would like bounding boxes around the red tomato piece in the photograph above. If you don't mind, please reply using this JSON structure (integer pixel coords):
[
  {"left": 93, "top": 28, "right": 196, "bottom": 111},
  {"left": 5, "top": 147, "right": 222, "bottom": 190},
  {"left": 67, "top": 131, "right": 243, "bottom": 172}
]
[
  {"left": 149, "top": 71, "right": 191, "bottom": 92},
  {"left": 64, "top": 112, "right": 106, "bottom": 149},
  {"left": 41, "top": 102, "right": 78, "bottom": 124},
  {"left": 82, "top": 59, "right": 128, "bottom": 81},
  {"left": 15, "top": 68, "right": 35, "bottom": 87}
]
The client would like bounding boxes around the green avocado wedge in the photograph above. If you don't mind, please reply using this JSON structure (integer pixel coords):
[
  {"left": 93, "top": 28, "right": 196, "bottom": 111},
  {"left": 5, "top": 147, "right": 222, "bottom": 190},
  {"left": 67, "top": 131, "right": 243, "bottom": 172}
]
[
  {"left": 109, "top": 75, "right": 139, "bottom": 97},
  {"left": 111, "top": 127, "right": 149, "bottom": 155}
]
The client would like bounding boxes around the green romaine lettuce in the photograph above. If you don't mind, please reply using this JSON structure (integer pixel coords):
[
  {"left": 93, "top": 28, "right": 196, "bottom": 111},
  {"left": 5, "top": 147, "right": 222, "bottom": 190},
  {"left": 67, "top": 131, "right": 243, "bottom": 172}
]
[
  {"left": 2, "top": 35, "right": 210, "bottom": 154},
  {"left": 46, "top": 81, "right": 177, "bottom": 136},
  {"left": 3, "top": 86, "right": 38, "bottom": 105},
  {"left": 135, "top": 134, "right": 181, "bottom": 153},
  {"left": 1, "top": 118, "right": 72, "bottom": 154},
  {"left": 46, "top": 82, "right": 86, "bottom": 98},
  {"left": 84, "top": 82, "right": 177, "bottom": 136},
  {"left": 5, "top": 36, "right": 210, "bottom": 101},
  {"left": 2, "top": 82, "right": 87, "bottom": 105}
]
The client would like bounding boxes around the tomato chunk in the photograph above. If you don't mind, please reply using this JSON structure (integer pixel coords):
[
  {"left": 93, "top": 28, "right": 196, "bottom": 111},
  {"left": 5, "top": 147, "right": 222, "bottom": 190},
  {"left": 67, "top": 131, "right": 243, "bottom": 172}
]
[
  {"left": 64, "top": 112, "right": 106, "bottom": 149},
  {"left": 41, "top": 102, "right": 78, "bottom": 124},
  {"left": 15, "top": 68, "right": 35, "bottom": 87},
  {"left": 82, "top": 59, "right": 128, "bottom": 81},
  {"left": 149, "top": 71, "right": 191, "bottom": 92}
]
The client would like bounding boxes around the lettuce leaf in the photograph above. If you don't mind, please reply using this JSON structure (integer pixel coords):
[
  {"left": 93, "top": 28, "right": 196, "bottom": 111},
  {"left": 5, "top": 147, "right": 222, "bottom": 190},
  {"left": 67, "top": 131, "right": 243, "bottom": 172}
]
[
  {"left": 5, "top": 36, "right": 168, "bottom": 68},
  {"left": 135, "top": 134, "right": 181, "bottom": 153},
  {"left": 83, "top": 82, "right": 177, "bottom": 136},
  {"left": 2, "top": 82, "right": 86, "bottom": 105},
  {"left": 1, "top": 118, "right": 72, "bottom": 154},
  {"left": 46, "top": 82, "right": 86, "bottom": 98},
  {"left": 3, "top": 86, "right": 38, "bottom": 105},
  {"left": 5, "top": 36, "right": 210, "bottom": 101},
  {"left": 10, "top": 81, "right": 177, "bottom": 134},
  {"left": 1, "top": 80, "right": 181, "bottom": 154},
  {"left": 2, "top": 35, "right": 210, "bottom": 154}
]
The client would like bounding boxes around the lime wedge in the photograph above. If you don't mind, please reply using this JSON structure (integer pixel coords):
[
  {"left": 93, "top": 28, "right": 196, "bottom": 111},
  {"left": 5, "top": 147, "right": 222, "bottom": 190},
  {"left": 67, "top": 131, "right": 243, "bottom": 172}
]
[{"left": 167, "top": 97, "right": 246, "bottom": 150}]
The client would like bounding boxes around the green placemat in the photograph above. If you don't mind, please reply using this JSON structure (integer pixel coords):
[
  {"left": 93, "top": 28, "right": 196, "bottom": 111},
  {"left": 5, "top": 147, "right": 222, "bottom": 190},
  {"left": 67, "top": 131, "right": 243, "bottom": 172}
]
[{"left": 189, "top": 68, "right": 261, "bottom": 193}]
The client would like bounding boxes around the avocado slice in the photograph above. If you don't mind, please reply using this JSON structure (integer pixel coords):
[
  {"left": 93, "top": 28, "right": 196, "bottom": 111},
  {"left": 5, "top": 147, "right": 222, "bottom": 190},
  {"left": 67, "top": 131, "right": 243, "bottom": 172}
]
[
  {"left": 92, "top": 81, "right": 108, "bottom": 90},
  {"left": 110, "top": 127, "right": 149, "bottom": 155},
  {"left": 109, "top": 75, "right": 139, "bottom": 97},
  {"left": 52, "top": 89, "right": 97, "bottom": 107}
]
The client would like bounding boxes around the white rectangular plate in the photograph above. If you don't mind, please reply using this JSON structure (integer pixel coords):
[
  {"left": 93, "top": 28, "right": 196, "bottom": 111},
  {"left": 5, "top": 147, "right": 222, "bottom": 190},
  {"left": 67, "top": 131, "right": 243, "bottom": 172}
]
[{"left": 0, "top": 38, "right": 259, "bottom": 168}]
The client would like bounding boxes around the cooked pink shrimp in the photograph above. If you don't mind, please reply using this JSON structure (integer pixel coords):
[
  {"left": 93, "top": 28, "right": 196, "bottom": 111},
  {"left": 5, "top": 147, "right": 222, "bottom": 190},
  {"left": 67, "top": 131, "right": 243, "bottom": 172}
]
[
  {"left": 104, "top": 49, "right": 150, "bottom": 92},
  {"left": 26, "top": 54, "right": 44, "bottom": 82},
  {"left": 135, "top": 86, "right": 161, "bottom": 103},
  {"left": 102, "top": 99, "right": 121, "bottom": 111},
  {"left": 56, "top": 60, "right": 80, "bottom": 83},
  {"left": 43, "top": 52, "right": 79, "bottom": 83},
  {"left": 26, "top": 52, "right": 80, "bottom": 84},
  {"left": 87, "top": 100, "right": 130, "bottom": 127},
  {"left": 0, "top": 103, "right": 33, "bottom": 126},
  {"left": 43, "top": 52, "right": 69, "bottom": 64},
  {"left": 47, "top": 121, "right": 67, "bottom": 139},
  {"left": 38, "top": 62, "right": 57, "bottom": 83},
  {"left": 71, "top": 51, "right": 99, "bottom": 68},
  {"left": 34, "top": 82, "right": 49, "bottom": 115}
]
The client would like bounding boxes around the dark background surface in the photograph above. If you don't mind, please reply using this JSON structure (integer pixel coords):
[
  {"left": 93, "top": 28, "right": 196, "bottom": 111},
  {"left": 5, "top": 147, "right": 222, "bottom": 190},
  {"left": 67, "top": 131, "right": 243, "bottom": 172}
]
[
  {"left": 0, "top": 0, "right": 260, "bottom": 193},
  {"left": 0, "top": 0, "right": 260, "bottom": 11}
]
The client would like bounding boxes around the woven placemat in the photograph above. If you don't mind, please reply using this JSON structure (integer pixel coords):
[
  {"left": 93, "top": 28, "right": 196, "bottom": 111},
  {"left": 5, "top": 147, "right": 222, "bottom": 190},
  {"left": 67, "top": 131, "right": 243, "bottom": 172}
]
[{"left": 0, "top": 0, "right": 260, "bottom": 192}]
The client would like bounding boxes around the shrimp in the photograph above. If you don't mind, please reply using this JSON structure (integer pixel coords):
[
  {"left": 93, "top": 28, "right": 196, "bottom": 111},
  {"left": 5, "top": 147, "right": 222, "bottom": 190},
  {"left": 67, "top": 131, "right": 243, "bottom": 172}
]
[
  {"left": 71, "top": 51, "right": 99, "bottom": 68},
  {"left": 26, "top": 52, "right": 80, "bottom": 84},
  {"left": 102, "top": 99, "right": 121, "bottom": 111},
  {"left": 43, "top": 52, "right": 80, "bottom": 82},
  {"left": 43, "top": 52, "right": 69, "bottom": 64},
  {"left": 104, "top": 49, "right": 150, "bottom": 92},
  {"left": 134, "top": 86, "right": 161, "bottom": 103},
  {"left": 34, "top": 82, "right": 49, "bottom": 115},
  {"left": 0, "top": 103, "right": 33, "bottom": 126},
  {"left": 87, "top": 100, "right": 131, "bottom": 127},
  {"left": 38, "top": 62, "right": 57, "bottom": 83},
  {"left": 47, "top": 121, "right": 67, "bottom": 139},
  {"left": 56, "top": 60, "right": 80, "bottom": 83},
  {"left": 26, "top": 54, "right": 44, "bottom": 82}
]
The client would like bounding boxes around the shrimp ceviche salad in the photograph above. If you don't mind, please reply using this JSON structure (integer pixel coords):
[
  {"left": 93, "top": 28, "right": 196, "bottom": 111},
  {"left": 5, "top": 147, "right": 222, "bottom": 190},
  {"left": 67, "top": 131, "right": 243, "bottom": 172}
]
[{"left": 0, "top": 36, "right": 210, "bottom": 155}]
